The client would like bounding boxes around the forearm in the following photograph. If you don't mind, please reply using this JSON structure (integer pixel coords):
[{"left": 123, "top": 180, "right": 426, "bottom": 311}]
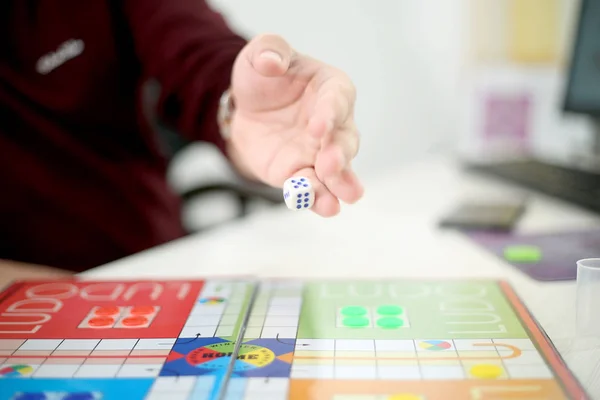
[
  {"left": 123, "top": 0, "right": 246, "bottom": 144},
  {"left": 0, "top": 259, "right": 73, "bottom": 288}
]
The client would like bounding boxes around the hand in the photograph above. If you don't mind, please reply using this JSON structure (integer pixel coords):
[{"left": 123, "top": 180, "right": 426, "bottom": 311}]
[{"left": 228, "top": 34, "right": 364, "bottom": 217}]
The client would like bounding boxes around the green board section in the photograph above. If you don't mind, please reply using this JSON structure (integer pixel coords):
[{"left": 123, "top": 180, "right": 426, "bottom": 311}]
[
  {"left": 241, "top": 282, "right": 304, "bottom": 339},
  {"left": 297, "top": 281, "right": 527, "bottom": 339},
  {"left": 219, "top": 281, "right": 256, "bottom": 341}
]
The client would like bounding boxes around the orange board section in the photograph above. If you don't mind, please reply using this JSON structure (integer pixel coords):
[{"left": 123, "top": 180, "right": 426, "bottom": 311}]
[{"left": 289, "top": 379, "right": 571, "bottom": 400}]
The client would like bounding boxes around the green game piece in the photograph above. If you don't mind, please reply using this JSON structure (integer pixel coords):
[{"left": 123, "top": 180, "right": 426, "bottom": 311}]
[
  {"left": 341, "top": 306, "right": 367, "bottom": 316},
  {"left": 342, "top": 316, "right": 370, "bottom": 327},
  {"left": 377, "top": 317, "right": 404, "bottom": 329},
  {"left": 503, "top": 245, "right": 542, "bottom": 263},
  {"left": 377, "top": 305, "right": 403, "bottom": 316}
]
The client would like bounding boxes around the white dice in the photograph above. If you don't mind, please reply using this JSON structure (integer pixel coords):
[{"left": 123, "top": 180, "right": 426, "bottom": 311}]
[{"left": 283, "top": 176, "right": 314, "bottom": 210}]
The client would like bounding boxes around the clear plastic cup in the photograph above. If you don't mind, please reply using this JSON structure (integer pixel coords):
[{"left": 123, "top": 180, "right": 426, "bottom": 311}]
[{"left": 576, "top": 258, "right": 600, "bottom": 337}]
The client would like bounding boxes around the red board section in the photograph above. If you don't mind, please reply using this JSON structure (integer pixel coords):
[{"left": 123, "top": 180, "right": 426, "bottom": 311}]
[{"left": 0, "top": 280, "right": 204, "bottom": 339}]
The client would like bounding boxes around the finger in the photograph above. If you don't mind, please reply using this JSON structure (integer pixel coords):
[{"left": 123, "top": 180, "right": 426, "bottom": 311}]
[
  {"left": 245, "top": 33, "right": 294, "bottom": 77},
  {"left": 291, "top": 167, "right": 340, "bottom": 217},
  {"left": 323, "top": 168, "right": 364, "bottom": 205},
  {"left": 307, "top": 73, "right": 356, "bottom": 139},
  {"left": 314, "top": 125, "right": 363, "bottom": 204},
  {"left": 315, "top": 124, "right": 360, "bottom": 176}
]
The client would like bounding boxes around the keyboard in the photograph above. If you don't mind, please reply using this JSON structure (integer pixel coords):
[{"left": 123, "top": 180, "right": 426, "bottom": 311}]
[{"left": 465, "top": 159, "right": 600, "bottom": 213}]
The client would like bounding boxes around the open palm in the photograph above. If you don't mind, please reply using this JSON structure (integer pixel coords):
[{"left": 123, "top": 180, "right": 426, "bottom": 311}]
[{"left": 228, "top": 34, "right": 363, "bottom": 217}]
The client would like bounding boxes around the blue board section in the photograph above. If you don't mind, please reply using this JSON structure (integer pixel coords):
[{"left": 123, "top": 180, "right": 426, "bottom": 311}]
[
  {"left": 222, "top": 377, "right": 246, "bottom": 400},
  {"left": 0, "top": 378, "right": 153, "bottom": 400},
  {"left": 207, "top": 371, "right": 228, "bottom": 400}
]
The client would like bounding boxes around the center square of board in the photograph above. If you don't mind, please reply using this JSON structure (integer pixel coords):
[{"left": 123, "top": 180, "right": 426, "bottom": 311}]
[{"left": 160, "top": 337, "right": 294, "bottom": 378}]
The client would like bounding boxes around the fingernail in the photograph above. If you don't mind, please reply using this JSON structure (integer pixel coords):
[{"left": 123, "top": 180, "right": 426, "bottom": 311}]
[{"left": 260, "top": 50, "right": 283, "bottom": 63}]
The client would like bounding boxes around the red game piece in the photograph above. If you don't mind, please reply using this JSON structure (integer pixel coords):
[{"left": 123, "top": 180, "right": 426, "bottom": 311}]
[
  {"left": 121, "top": 316, "right": 148, "bottom": 327},
  {"left": 88, "top": 316, "right": 114, "bottom": 327},
  {"left": 94, "top": 306, "right": 120, "bottom": 316},
  {"left": 129, "top": 306, "right": 155, "bottom": 315}
]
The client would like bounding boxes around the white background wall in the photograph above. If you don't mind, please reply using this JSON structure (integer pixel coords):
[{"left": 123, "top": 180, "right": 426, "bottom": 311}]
[{"left": 207, "top": 0, "right": 469, "bottom": 178}]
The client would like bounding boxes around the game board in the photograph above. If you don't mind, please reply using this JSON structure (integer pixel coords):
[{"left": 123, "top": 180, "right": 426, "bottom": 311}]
[
  {"left": 0, "top": 278, "right": 588, "bottom": 400},
  {"left": 467, "top": 229, "right": 600, "bottom": 281}
]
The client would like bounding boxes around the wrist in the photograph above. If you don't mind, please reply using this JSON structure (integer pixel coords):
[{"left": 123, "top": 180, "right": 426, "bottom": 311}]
[
  {"left": 217, "top": 88, "right": 235, "bottom": 141},
  {"left": 218, "top": 89, "right": 259, "bottom": 182}
]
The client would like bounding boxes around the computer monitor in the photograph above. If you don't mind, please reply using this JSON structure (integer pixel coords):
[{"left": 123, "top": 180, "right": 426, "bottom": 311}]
[{"left": 563, "top": 0, "right": 600, "bottom": 153}]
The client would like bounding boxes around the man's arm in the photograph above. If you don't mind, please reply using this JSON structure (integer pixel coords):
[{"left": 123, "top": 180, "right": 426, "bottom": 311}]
[
  {"left": 122, "top": 0, "right": 247, "bottom": 168},
  {"left": 0, "top": 259, "right": 73, "bottom": 288}
]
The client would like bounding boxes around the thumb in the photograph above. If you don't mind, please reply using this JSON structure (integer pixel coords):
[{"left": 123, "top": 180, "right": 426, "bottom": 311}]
[{"left": 245, "top": 34, "right": 294, "bottom": 77}]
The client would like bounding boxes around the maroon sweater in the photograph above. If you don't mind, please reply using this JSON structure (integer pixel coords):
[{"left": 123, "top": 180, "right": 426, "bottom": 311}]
[{"left": 0, "top": 0, "right": 246, "bottom": 271}]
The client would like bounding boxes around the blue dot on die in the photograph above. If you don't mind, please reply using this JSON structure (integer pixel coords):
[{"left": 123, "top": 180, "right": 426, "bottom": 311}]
[
  {"left": 294, "top": 185, "right": 299, "bottom": 188},
  {"left": 291, "top": 180, "right": 296, "bottom": 183},
  {"left": 297, "top": 194, "right": 302, "bottom": 198},
  {"left": 304, "top": 193, "right": 309, "bottom": 197},
  {"left": 304, "top": 198, "right": 309, "bottom": 202},
  {"left": 303, "top": 184, "right": 308, "bottom": 187},
  {"left": 296, "top": 205, "right": 301, "bottom": 209},
  {"left": 297, "top": 199, "right": 302, "bottom": 203},
  {"left": 304, "top": 203, "right": 309, "bottom": 208},
  {"left": 300, "top": 178, "right": 305, "bottom": 181}
]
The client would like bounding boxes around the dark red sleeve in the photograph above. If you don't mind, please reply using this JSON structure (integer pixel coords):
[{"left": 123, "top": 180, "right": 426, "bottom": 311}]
[{"left": 122, "top": 0, "right": 247, "bottom": 152}]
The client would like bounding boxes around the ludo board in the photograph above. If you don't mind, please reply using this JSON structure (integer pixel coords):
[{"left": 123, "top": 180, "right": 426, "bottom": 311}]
[{"left": 0, "top": 279, "right": 588, "bottom": 399}]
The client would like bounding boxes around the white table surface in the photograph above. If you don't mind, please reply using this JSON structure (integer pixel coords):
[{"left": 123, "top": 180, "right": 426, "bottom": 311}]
[{"left": 86, "top": 155, "right": 600, "bottom": 398}]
